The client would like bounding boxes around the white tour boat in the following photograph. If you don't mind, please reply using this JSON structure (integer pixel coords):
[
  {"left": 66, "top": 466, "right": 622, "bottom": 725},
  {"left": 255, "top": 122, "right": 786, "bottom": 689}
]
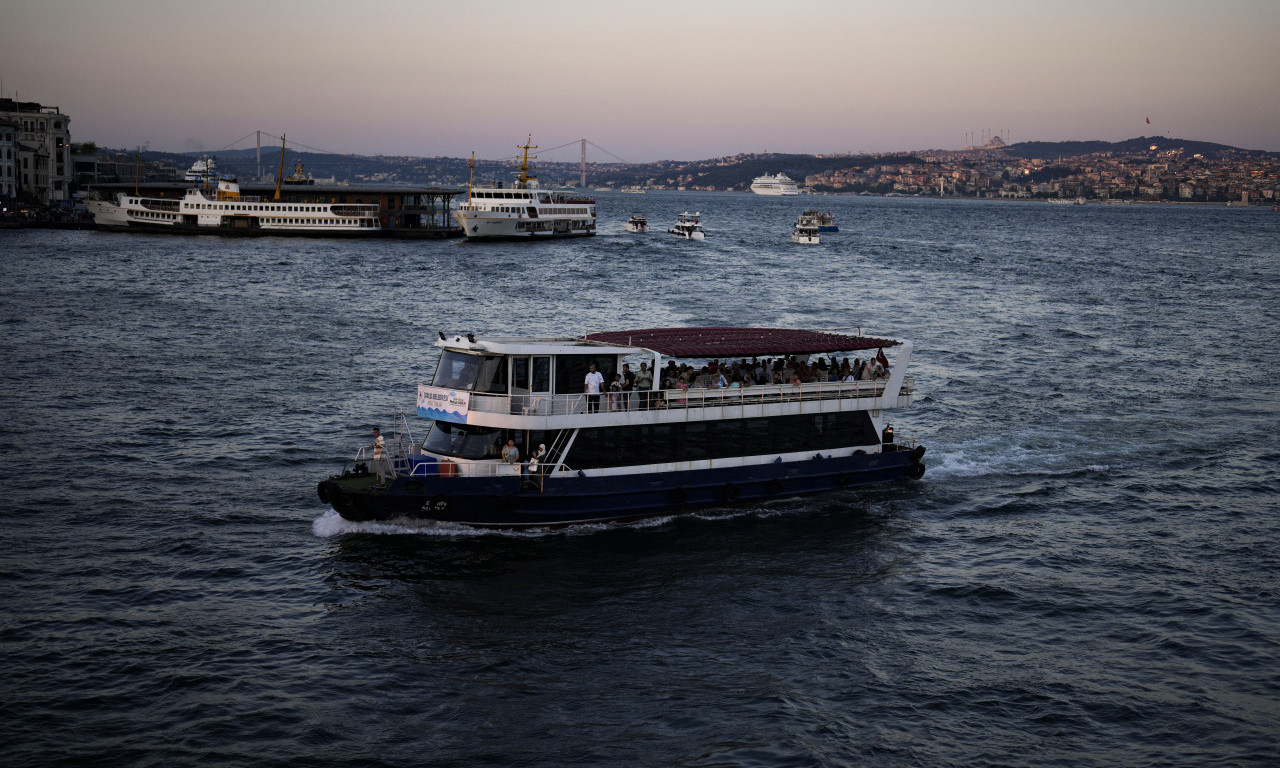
[
  {"left": 318, "top": 327, "right": 927, "bottom": 527},
  {"left": 668, "top": 211, "right": 706, "bottom": 239},
  {"left": 751, "top": 172, "right": 799, "bottom": 196},
  {"left": 453, "top": 136, "right": 597, "bottom": 240},
  {"left": 802, "top": 208, "right": 838, "bottom": 231},
  {"left": 624, "top": 214, "right": 648, "bottom": 233}
]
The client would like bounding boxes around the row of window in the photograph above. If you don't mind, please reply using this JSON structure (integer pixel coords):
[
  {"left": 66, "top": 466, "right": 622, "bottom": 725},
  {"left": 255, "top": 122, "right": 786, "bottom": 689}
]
[
  {"left": 188, "top": 203, "right": 336, "bottom": 213},
  {"left": 566, "top": 412, "right": 880, "bottom": 468},
  {"left": 264, "top": 218, "right": 372, "bottom": 227},
  {"left": 421, "top": 412, "right": 879, "bottom": 467}
]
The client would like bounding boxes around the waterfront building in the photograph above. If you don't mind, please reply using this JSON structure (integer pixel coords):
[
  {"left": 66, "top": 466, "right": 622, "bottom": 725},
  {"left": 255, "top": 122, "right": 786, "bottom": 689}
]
[
  {"left": 0, "top": 98, "right": 72, "bottom": 205},
  {"left": 0, "top": 118, "right": 16, "bottom": 200}
]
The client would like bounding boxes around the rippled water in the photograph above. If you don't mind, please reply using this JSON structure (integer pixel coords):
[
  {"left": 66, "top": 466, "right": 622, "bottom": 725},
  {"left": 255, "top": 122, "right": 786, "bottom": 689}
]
[{"left": 2, "top": 195, "right": 1278, "bottom": 766}]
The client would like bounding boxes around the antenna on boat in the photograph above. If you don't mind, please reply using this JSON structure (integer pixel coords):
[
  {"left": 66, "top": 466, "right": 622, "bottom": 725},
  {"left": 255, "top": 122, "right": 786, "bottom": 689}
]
[
  {"left": 274, "top": 133, "right": 286, "bottom": 201},
  {"left": 467, "top": 151, "right": 474, "bottom": 204}
]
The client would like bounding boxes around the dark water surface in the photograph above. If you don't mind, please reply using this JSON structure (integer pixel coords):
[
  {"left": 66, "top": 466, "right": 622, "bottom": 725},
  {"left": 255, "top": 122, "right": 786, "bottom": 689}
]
[{"left": 2, "top": 195, "right": 1278, "bottom": 766}]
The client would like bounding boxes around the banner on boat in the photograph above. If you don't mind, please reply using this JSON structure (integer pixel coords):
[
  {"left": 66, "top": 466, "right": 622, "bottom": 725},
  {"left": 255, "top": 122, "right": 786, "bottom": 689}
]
[{"left": 417, "top": 384, "right": 469, "bottom": 423}]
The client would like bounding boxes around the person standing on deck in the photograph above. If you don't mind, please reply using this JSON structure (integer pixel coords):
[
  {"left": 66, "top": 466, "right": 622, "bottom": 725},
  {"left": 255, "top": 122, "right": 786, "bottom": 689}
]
[
  {"left": 585, "top": 362, "right": 604, "bottom": 413},
  {"left": 369, "top": 427, "right": 391, "bottom": 484}
]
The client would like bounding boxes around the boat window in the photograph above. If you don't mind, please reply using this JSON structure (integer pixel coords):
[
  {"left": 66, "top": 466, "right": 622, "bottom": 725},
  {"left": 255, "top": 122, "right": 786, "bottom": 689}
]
[
  {"left": 422, "top": 421, "right": 505, "bottom": 460},
  {"left": 532, "top": 356, "right": 551, "bottom": 392},
  {"left": 512, "top": 357, "right": 529, "bottom": 390},
  {"left": 432, "top": 351, "right": 508, "bottom": 393}
]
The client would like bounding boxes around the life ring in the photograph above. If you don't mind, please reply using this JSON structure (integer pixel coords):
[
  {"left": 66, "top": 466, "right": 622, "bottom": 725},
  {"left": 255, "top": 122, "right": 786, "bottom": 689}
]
[
  {"left": 767, "top": 479, "right": 784, "bottom": 496},
  {"left": 670, "top": 487, "right": 689, "bottom": 506},
  {"left": 722, "top": 484, "right": 740, "bottom": 503},
  {"left": 316, "top": 481, "right": 331, "bottom": 504},
  {"left": 910, "top": 463, "right": 926, "bottom": 480}
]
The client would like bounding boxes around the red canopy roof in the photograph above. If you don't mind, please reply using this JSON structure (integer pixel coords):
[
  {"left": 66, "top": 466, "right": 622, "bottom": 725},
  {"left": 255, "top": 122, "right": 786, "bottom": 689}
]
[{"left": 581, "top": 327, "right": 898, "bottom": 358}]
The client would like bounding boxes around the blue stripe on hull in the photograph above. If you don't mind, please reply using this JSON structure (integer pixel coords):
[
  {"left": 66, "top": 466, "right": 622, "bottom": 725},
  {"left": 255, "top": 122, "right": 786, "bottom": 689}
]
[{"left": 330, "top": 450, "right": 924, "bottom": 527}]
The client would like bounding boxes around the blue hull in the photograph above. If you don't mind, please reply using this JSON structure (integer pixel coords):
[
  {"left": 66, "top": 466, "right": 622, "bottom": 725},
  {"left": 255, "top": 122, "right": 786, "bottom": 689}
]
[{"left": 321, "top": 448, "right": 925, "bottom": 527}]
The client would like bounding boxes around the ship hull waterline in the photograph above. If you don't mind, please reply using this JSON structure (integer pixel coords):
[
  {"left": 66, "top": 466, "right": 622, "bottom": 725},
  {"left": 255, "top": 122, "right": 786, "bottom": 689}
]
[{"left": 320, "top": 448, "right": 925, "bottom": 528}]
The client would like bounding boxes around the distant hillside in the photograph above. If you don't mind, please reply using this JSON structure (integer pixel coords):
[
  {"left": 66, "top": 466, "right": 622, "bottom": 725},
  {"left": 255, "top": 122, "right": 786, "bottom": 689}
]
[
  {"left": 1003, "top": 136, "right": 1272, "bottom": 160},
  {"left": 100, "top": 135, "right": 1274, "bottom": 190}
]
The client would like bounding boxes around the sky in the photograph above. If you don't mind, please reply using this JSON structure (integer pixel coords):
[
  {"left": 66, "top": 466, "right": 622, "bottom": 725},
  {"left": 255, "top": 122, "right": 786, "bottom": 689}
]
[{"left": 3, "top": 0, "right": 1279, "bottom": 163}]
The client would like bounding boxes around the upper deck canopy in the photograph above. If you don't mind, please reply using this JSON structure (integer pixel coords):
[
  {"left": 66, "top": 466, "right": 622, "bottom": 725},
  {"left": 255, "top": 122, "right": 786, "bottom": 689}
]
[{"left": 582, "top": 327, "right": 898, "bottom": 358}]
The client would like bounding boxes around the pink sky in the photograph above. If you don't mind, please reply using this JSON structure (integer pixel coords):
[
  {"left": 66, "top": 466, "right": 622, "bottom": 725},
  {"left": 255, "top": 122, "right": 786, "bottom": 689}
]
[{"left": 4, "top": 0, "right": 1278, "bottom": 163}]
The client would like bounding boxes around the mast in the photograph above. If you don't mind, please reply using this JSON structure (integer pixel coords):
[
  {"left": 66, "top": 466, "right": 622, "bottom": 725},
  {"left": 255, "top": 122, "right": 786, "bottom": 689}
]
[
  {"left": 274, "top": 133, "right": 286, "bottom": 201},
  {"left": 516, "top": 134, "right": 537, "bottom": 187}
]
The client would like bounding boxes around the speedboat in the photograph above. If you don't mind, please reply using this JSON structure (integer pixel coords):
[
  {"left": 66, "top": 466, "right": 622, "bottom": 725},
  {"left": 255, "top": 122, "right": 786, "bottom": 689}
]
[{"left": 624, "top": 214, "right": 648, "bottom": 233}]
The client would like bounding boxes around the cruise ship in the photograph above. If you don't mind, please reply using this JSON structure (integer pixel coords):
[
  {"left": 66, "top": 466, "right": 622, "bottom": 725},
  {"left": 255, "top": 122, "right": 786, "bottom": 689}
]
[
  {"left": 750, "top": 172, "right": 799, "bottom": 196},
  {"left": 453, "top": 137, "right": 597, "bottom": 240},
  {"left": 317, "top": 326, "right": 926, "bottom": 527}
]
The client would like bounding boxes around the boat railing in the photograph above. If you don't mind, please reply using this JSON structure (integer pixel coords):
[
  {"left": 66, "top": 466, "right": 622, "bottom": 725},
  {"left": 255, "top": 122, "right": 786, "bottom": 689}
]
[
  {"left": 140, "top": 199, "right": 180, "bottom": 212},
  {"left": 467, "top": 376, "right": 913, "bottom": 418}
]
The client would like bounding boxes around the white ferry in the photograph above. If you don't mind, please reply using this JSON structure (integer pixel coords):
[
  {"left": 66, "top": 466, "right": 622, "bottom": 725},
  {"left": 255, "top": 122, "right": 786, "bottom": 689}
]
[
  {"left": 750, "top": 172, "right": 799, "bottom": 196},
  {"left": 317, "top": 327, "right": 926, "bottom": 527},
  {"left": 668, "top": 211, "right": 706, "bottom": 239},
  {"left": 84, "top": 177, "right": 381, "bottom": 235},
  {"left": 453, "top": 137, "right": 597, "bottom": 240},
  {"left": 792, "top": 215, "right": 820, "bottom": 244},
  {"left": 87, "top": 139, "right": 382, "bottom": 236}
]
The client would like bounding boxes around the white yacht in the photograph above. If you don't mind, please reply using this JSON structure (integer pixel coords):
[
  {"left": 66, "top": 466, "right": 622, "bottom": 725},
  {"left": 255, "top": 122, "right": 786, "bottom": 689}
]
[
  {"left": 624, "top": 214, "right": 648, "bottom": 233},
  {"left": 668, "top": 211, "right": 705, "bottom": 239},
  {"left": 791, "top": 214, "right": 820, "bottom": 244},
  {"left": 453, "top": 136, "right": 597, "bottom": 240},
  {"left": 750, "top": 172, "right": 799, "bottom": 196}
]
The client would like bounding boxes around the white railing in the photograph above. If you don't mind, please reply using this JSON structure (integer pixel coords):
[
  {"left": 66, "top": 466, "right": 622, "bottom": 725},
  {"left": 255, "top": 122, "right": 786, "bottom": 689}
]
[{"left": 466, "top": 377, "right": 912, "bottom": 417}]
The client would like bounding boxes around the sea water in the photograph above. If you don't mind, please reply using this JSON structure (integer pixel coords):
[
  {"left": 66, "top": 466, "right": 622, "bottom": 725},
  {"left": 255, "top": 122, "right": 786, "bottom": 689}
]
[{"left": 1, "top": 195, "right": 1278, "bottom": 766}]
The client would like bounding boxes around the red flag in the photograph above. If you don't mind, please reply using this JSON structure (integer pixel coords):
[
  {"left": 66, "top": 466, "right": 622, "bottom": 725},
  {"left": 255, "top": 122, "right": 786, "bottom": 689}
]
[
  {"left": 1146, "top": 116, "right": 1150, "bottom": 124},
  {"left": 876, "top": 348, "right": 890, "bottom": 369}
]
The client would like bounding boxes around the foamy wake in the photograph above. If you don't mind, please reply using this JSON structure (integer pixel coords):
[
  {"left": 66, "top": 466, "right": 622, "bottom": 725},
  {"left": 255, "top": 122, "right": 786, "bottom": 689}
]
[{"left": 310, "top": 499, "right": 824, "bottom": 539}]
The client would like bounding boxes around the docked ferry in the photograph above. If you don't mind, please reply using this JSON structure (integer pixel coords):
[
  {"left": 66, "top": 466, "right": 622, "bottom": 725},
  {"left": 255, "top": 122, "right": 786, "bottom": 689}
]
[
  {"left": 750, "top": 172, "right": 799, "bottom": 196},
  {"left": 85, "top": 177, "right": 381, "bottom": 236},
  {"left": 453, "top": 137, "right": 597, "bottom": 240},
  {"left": 317, "top": 327, "right": 926, "bottom": 527}
]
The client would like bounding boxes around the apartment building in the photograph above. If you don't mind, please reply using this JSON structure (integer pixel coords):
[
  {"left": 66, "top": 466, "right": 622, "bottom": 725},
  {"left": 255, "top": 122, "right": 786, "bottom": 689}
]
[{"left": 0, "top": 98, "right": 72, "bottom": 204}]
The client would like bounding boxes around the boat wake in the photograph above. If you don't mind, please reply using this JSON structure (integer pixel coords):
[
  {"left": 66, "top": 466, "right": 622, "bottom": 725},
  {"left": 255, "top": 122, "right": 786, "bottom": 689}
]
[{"left": 310, "top": 498, "right": 843, "bottom": 539}]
